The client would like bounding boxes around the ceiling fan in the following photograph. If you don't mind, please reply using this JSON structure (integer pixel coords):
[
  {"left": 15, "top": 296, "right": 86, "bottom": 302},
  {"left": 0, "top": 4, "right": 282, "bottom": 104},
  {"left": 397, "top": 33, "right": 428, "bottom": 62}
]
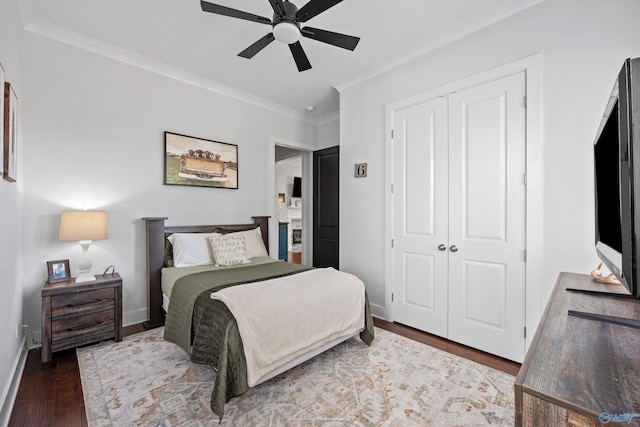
[{"left": 200, "top": 0, "right": 360, "bottom": 72}]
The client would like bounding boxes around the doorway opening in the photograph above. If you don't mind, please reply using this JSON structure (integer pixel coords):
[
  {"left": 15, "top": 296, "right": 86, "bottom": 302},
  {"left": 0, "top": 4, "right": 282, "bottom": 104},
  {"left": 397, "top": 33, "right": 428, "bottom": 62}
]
[{"left": 275, "top": 146, "right": 305, "bottom": 264}]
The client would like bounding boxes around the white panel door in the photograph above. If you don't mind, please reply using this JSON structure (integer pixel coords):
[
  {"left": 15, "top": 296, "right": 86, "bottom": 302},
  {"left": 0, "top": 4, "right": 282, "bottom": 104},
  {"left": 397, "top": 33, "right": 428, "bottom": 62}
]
[
  {"left": 392, "top": 96, "right": 449, "bottom": 337},
  {"left": 447, "top": 72, "right": 526, "bottom": 362}
]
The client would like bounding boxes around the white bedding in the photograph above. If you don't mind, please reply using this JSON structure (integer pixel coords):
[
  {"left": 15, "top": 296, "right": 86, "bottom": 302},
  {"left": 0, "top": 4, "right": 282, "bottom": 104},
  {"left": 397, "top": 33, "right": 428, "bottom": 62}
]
[
  {"left": 161, "top": 259, "right": 366, "bottom": 388},
  {"left": 210, "top": 267, "right": 366, "bottom": 387}
]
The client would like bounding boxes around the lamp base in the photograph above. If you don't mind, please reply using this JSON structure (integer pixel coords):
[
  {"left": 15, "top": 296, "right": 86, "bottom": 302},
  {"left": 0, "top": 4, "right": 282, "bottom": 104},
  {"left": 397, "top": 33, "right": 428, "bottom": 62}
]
[
  {"left": 75, "top": 240, "right": 95, "bottom": 283},
  {"left": 75, "top": 272, "right": 96, "bottom": 283}
]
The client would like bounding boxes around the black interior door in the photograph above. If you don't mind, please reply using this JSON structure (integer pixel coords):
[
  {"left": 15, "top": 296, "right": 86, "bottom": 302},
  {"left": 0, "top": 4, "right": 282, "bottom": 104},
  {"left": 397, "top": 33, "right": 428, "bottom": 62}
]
[{"left": 313, "top": 146, "right": 339, "bottom": 268}]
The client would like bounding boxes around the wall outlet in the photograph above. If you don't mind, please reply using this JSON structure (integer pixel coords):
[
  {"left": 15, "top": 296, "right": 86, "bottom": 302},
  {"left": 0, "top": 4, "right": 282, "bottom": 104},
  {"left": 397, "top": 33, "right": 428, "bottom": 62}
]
[{"left": 16, "top": 321, "right": 21, "bottom": 339}]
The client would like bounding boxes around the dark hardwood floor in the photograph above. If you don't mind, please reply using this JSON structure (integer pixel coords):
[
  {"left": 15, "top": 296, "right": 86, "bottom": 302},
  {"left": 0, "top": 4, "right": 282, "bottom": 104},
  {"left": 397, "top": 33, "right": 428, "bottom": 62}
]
[
  {"left": 8, "top": 324, "right": 145, "bottom": 427},
  {"left": 373, "top": 319, "right": 521, "bottom": 376},
  {"left": 8, "top": 320, "right": 520, "bottom": 426}
]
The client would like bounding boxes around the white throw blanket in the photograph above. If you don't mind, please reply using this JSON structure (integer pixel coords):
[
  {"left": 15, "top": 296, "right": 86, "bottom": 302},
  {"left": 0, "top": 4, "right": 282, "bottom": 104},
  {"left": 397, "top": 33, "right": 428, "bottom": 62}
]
[{"left": 211, "top": 267, "right": 365, "bottom": 387}]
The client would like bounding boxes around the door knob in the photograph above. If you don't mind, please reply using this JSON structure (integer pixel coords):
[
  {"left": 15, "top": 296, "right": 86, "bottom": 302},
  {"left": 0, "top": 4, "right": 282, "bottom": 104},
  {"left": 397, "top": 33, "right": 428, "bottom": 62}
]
[
  {"left": 437, "top": 244, "right": 447, "bottom": 251},
  {"left": 449, "top": 245, "right": 458, "bottom": 253}
]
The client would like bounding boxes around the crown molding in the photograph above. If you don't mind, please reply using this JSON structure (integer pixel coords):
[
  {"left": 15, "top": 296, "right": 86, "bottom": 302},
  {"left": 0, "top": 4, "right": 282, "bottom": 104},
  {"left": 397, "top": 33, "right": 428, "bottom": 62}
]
[
  {"left": 332, "top": 0, "right": 544, "bottom": 93},
  {"left": 24, "top": 19, "right": 318, "bottom": 125},
  {"left": 317, "top": 111, "right": 339, "bottom": 125}
]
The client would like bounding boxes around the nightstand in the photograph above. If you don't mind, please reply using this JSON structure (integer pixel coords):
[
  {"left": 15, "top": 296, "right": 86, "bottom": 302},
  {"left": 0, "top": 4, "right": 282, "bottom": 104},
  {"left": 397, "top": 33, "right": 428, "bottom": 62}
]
[{"left": 41, "top": 273, "right": 122, "bottom": 363}]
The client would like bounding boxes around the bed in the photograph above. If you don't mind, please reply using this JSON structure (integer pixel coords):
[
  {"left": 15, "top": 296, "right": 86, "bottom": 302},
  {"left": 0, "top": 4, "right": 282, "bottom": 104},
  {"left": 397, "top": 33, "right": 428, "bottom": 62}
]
[{"left": 142, "top": 216, "right": 374, "bottom": 419}]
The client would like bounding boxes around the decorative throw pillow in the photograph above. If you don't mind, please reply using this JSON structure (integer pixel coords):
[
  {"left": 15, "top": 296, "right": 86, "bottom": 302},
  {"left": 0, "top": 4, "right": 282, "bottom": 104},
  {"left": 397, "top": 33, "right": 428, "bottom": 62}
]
[
  {"left": 208, "top": 234, "right": 251, "bottom": 266},
  {"left": 166, "top": 233, "right": 220, "bottom": 267},
  {"left": 221, "top": 227, "right": 269, "bottom": 258}
]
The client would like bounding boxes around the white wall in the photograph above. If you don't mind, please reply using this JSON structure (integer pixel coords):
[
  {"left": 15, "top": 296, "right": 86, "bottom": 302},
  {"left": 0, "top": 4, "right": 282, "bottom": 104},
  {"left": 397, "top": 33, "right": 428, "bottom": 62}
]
[
  {"left": 19, "top": 31, "right": 317, "bottom": 340},
  {"left": 317, "top": 117, "right": 339, "bottom": 150},
  {"left": 0, "top": 0, "right": 25, "bottom": 422},
  {"left": 339, "top": 0, "right": 640, "bottom": 319}
]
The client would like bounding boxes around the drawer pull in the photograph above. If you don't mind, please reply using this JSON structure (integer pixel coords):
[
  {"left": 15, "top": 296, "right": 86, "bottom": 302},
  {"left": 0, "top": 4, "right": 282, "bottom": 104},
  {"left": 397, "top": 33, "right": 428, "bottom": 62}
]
[
  {"left": 68, "top": 321, "right": 102, "bottom": 331},
  {"left": 66, "top": 299, "right": 102, "bottom": 308}
]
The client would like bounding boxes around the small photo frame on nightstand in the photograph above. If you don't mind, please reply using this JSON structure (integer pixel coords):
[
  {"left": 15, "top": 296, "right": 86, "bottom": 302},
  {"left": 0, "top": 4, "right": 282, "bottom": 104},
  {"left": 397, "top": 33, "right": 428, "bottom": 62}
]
[{"left": 46, "top": 259, "right": 71, "bottom": 283}]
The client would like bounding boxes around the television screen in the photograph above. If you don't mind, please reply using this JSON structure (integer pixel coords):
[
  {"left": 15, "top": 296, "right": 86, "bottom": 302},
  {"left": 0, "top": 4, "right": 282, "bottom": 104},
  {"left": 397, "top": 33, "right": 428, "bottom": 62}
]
[
  {"left": 292, "top": 176, "right": 302, "bottom": 198},
  {"left": 594, "top": 99, "right": 622, "bottom": 253}
]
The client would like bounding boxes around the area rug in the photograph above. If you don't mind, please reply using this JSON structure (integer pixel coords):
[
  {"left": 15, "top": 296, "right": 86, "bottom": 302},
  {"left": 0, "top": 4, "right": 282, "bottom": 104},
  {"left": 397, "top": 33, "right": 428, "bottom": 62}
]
[{"left": 77, "top": 327, "right": 515, "bottom": 426}]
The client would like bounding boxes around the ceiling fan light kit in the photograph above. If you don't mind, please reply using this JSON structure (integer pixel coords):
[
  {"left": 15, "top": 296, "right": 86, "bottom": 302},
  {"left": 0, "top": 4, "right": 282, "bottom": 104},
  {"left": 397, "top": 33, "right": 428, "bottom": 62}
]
[
  {"left": 273, "top": 22, "right": 300, "bottom": 44},
  {"left": 200, "top": 0, "right": 360, "bottom": 72}
]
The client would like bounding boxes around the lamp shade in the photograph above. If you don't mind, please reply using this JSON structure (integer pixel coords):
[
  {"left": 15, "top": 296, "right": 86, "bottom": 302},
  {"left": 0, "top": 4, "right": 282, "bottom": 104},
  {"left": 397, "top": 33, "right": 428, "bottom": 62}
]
[{"left": 59, "top": 210, "right": 108, "bottom": 241}]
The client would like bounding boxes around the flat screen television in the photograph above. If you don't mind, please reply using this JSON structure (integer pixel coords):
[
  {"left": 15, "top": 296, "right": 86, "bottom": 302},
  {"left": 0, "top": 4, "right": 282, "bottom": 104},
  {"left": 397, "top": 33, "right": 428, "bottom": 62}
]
[
  {"left": 575, "top": 57, "right": 640, "bottom": 330},
  {"left": 593, "top": 57, "right": 640, "bottom": 299},
  {"left": 292, "top": 176, "right": 302, "bottom": 198}
]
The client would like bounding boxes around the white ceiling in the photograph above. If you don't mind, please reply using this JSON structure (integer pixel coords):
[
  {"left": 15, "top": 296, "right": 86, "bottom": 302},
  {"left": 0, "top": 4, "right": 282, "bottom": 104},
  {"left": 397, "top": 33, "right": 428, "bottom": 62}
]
[{"left": 18, "top": 0, "right": 541, "bottom": 121}]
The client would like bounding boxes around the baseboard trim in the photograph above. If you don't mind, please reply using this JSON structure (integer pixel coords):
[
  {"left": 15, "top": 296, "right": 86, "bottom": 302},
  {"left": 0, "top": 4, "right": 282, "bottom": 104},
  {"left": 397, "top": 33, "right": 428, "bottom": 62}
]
[
  {"left": 0, "top": 336, "right": 28, "bottom": 427},
  {"left": 369, "top": 302, "right": 385, "bottom": 319},
  {"left": 124, "top": 308, "right": 148, "bottom": 327}
]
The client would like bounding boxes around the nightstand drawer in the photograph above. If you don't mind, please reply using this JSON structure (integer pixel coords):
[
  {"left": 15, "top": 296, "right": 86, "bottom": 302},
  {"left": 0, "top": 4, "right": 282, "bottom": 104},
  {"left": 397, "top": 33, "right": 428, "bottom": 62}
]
[
  {"left": 51, "top": 307, "right": 115, "bottom": 352},
  {"left": 52, "top": 306, "right": 114, "bottom": 335},
  {"left": 51, "top": 287, "right": 114, "bottom": 314}
]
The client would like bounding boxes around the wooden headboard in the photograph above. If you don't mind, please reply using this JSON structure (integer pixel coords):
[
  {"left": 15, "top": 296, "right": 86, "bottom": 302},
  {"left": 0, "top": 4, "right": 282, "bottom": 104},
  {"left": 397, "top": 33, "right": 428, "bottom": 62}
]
[{"left": 142, "top": 216, "right": 270, "bottom": 329}]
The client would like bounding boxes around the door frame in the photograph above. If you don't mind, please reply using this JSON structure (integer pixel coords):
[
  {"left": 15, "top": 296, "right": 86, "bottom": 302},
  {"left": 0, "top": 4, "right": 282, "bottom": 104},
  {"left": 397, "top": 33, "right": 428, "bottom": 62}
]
[
  {"left": 384, "top": 54, "right": 542, "bottom": 351},
  {"left": 268, "top": 136, "right": 315, "bottom": 266}
]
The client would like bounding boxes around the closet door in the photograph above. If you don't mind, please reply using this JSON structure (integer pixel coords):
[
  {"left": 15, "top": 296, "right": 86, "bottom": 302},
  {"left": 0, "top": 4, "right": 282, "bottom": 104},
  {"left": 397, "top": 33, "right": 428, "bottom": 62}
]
[
  {"left": 391, "top": 96, "right": 449, "bottom": 337},
  {"left": 447, "top": 72, "right": 527, "bottom": 362}
]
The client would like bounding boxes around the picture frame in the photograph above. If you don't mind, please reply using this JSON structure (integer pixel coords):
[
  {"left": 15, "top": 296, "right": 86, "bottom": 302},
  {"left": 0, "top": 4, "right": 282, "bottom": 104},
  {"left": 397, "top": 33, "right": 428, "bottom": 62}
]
[
  {"left": 3, "top": 81, "right": 17, "bottom": 182},
  {"left": 164, "top": 131, "right": 238, "bottom": 189},
  {"left": 46, "top": 259, "right": 71, "bottom": 284},
  {"left": 0, "top": 63, "right": 4, "bottom": 177}
]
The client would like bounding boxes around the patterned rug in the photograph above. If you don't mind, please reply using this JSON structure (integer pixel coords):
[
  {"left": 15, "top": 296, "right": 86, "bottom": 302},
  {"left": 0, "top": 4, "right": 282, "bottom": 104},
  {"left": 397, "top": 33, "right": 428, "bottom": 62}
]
[{"left": 77, "top": 327, "right": 515, "bottom": 426}]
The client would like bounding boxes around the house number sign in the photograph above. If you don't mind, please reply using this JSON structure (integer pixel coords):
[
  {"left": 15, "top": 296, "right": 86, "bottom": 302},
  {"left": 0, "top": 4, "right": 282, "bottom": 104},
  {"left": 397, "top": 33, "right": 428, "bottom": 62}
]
[{"left": 354, "top": 163, "right": 368, "bottom": 178}]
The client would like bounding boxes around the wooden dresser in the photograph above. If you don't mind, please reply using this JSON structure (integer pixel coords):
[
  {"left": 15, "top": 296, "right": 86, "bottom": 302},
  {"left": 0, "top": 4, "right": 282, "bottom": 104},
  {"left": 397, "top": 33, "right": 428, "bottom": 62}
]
[
  {"left": 515, "top": 272, "right": 640, "bottom": 426},
  {"left": 41, "top": 273, "right": 122, "bottom": 363}
]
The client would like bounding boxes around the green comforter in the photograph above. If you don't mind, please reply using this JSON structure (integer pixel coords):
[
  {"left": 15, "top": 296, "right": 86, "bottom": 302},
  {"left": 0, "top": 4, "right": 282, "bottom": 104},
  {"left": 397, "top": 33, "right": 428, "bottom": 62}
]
[{"left": 163, "top": 261, "right": 375, "bottom": 420}]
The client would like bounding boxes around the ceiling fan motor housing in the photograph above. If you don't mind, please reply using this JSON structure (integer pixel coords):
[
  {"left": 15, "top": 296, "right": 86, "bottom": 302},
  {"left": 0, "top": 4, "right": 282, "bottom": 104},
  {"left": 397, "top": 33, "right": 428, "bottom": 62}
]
[{"left": 272, "top": 1, "right": 301, "bottom": 44}]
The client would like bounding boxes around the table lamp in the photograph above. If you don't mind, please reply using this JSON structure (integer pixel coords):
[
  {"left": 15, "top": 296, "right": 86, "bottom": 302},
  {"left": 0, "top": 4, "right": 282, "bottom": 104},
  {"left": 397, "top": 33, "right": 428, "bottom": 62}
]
[{"left": 59, "top": 210, "right": 108, "bottom": 283}]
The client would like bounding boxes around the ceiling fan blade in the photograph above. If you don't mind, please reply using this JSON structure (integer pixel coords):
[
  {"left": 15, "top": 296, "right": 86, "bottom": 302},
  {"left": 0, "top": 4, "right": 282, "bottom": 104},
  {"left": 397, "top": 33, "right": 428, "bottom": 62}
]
[
  {"left": 296, "top": 0, "right": 344, "bottom": 22},
  {"left": 200, "top": 1, "right": 272, "bottom": 25},
  {"left": 289, "top": 42, "right": 312, "bottom": 72},
  {"left": 301, "top": 26, "right": 359, "bottom": 51},
  {"left": 268, "top": 0, "right": 287, "bottom": 17},
  {"left": 238, "top": 33, "right": 276, "bottom": 59}
]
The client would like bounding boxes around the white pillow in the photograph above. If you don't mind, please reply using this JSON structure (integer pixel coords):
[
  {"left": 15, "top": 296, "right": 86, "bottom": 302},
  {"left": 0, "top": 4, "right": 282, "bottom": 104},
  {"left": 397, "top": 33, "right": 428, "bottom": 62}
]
[
  {"left": 208, "top": 234, "right": 251, "bottom": 266},
  {"left": 224, "top": 227, "right": 269, "bottom": 258},
  {"left": 167, "top": 233, "right": 220, "bottom": 267}
]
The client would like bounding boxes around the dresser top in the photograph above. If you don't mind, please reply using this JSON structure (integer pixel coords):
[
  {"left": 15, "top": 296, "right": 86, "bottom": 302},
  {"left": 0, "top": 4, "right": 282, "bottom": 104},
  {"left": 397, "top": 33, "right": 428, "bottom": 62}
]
[
  {"left": 42, "top": 273, "right": 122, "bottom": 296},
  {"left": 516, "top": 272, "right": 640, "bottom": 417}
]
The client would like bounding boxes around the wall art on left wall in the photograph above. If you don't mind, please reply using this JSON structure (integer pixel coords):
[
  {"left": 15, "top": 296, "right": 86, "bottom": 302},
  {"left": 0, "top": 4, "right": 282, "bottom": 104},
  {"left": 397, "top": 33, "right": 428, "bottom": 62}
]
[
  {"left": 0, "top": 63, "right": 4, "bottom": 178},
  {"left": 3, "top": 80, "right": 18, "bottom": 182}
]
